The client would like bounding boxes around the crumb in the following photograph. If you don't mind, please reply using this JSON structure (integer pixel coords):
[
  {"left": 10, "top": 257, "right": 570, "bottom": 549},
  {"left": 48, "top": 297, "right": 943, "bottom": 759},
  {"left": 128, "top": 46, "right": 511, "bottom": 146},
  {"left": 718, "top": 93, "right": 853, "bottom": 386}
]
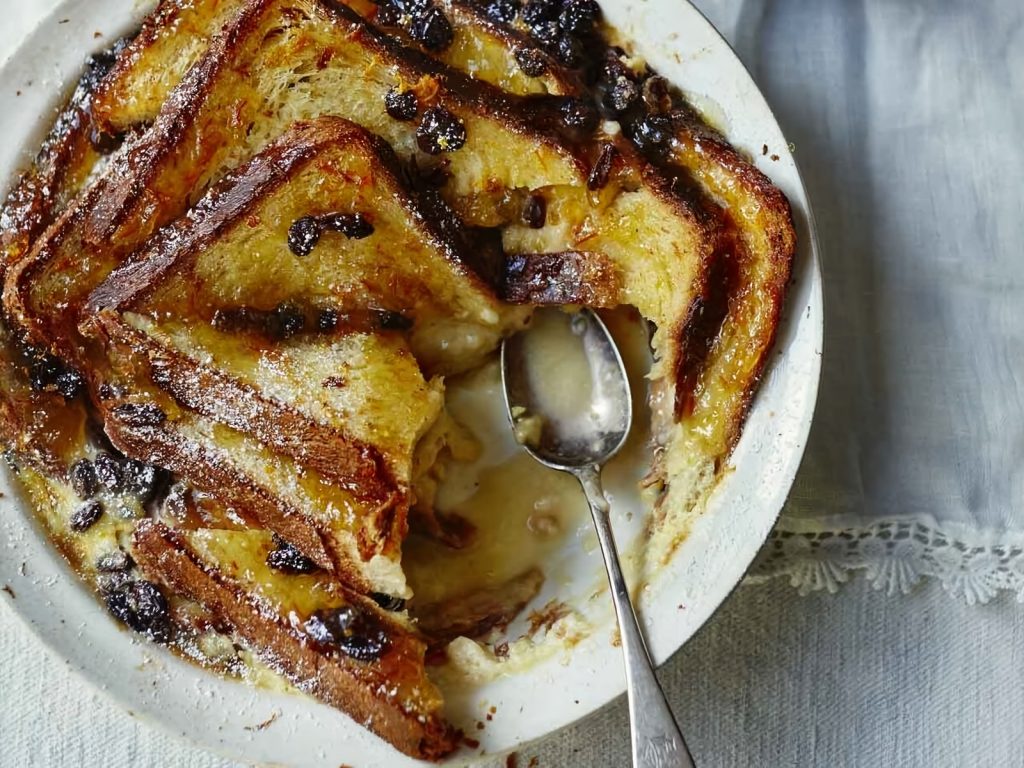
[
  {"left": 527, "top": 600, "right": 571, "bottom": 635},
  {"left": 476, "top": 721, "right": 484, "bottom": 730},
  {"left": 2, "top": 585, "right": 15, "bottom": 599},
  {"left": 322, "top": 376, "right": 347, "bottom": 388},
  {"left": 244, "top": 711, "right": 280, "bottom": 732},
  {"left": 493, "top": 642, "right": 510, "bottom": 659},
  {"left": 770, "top": 154, "right": 780, "bottom": 161},
  {"left": 489, "top": 705, "right": 497, "bottom": 714},
  {"left": 93, "top": 31, "right": 103, "bottom": 38},
  {"left": 677, "top": 604, "right": 685, "bottom": 610},
  {"left": 486, "top": 713, "right": 493, "bottom": 721},
  {"left": 463, "top": 737, "right": 480, "bottom": 749},
  {"left": 529, "top": 758, "right": 539, "bottom": 767},
  {"left": 506, "top": 753, "right": 518, "bottom": 768},
  {"left": 58, "top": 18, "right": 70, "bottom": 24},
  {"left": 15, "top": 91, "right": 20, "bottom": 97},
  {"left": 762, "top": 144, "right": 768, "bottom": 155}
]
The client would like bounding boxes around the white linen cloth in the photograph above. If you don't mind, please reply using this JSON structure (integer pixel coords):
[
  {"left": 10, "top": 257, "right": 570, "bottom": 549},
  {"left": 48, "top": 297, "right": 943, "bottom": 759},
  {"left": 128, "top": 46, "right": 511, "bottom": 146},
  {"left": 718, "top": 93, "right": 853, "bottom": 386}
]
[{"left": 2, "top": 0, "right": 1024, "bottom": 765}]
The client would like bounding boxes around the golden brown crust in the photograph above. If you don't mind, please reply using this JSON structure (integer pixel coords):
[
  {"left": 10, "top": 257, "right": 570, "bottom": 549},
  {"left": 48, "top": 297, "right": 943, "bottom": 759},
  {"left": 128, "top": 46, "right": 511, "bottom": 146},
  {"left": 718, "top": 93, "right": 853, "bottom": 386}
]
[
  {"left": 667, "top": 107, "right": 796, "bottom": 451},
  {"left": 93, "top": 311, "right": 399, "bottom": 505},
  {"left": 132, "top": 520, "right": 456, "bottom": 760}
]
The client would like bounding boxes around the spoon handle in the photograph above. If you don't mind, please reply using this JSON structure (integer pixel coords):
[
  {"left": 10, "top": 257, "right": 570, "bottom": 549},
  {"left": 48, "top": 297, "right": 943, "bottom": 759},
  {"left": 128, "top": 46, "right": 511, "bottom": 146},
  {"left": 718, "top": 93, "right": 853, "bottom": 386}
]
[{"left": 576, "top": 466, "right": 696, "bottom": 768}]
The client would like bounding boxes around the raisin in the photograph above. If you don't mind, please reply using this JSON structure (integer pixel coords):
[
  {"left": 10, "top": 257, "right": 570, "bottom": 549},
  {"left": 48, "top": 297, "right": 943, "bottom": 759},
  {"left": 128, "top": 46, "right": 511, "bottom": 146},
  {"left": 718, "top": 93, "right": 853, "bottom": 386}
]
[
  {"left": 70, "top": 500, "right": 103, "bottom": 532},
  {"left": 587, "top": 142, "right": 618, "bottom": 190},
  {"left": 416, "top": 106, "right": 467, "bottom": 154},
  {"left": 93, "top": 451, "right": 124, "bottom": 492},
  {"left": 288, "top": 216, "right": 322, "bottom": 257},
  {"left": 266, "top": 537, "right": 319, "bottom": 574},
  {"left": 269, "top": 304, "right": 306, "bottom": 339},
  {"left": 631, "top": 113, "right": 673, "bottom": 153},
  {"left": 527, "top": 19, "right": 561, "bottom": 47},
  {"left": 105, "top": 580, "right": 171, "bottom": 642},
  {"left": 560, "top": 98, "right": 598, "bottom": 131},
  {"left": 123, "top": 460, "right": 167, "bottom": 504},
  {"left": 604, "top": 74, "right": 639, "bottom": 112},
  {"left": 304, "top": 606, "right": 388, "bottom": 661},
  {"left": 554, "top": 35, "right": 582, "bottom": 67},
  {"left": 482, "top": 0, "right": 519, "bottom": 23},
  {"left": 321, "top": 212, "right": 374, "bottom": 239},
  {"left": 97, "top": 550, "right": 133, "bottom": 573},
  {"left": 89, "top": 127, "right": 123, "bottom": 155},
  {"left": 522, "top": 194, "right": 547, "bottom": 228},
  {"left": 377, "top": 311, "right": 413, "bottom": 330},
  {"left": 69, "top": 459, "right": 98, "bottom": 499},
  {"left": 384, "top": 87, "right": 419, "bottom": 121},
  {"left": 317, "top": 308, "right": 340, "bottom": 331},
  {"left": 514, "top": 46, "right": 548, "bottom": 77},
  {"left": 305, "top": 607, "right": 356, "bottom": 644},
  {"left": 28, "top": 354, "right": 84, "bottom": 399},
  {"left": 370, "top": 593, "right": 407, "bottom": 612},
  {"left": 559, "top": 0, "right": 599, "bottom": 33},
  {"left": 521, "top": 0, "right": 558, "bottom": 26},
  {"left": 111, "top": 403, "right": 167, "bottom": 428},
  {"left": 409, "top": 6, "right": 453, "bottom": 52}
]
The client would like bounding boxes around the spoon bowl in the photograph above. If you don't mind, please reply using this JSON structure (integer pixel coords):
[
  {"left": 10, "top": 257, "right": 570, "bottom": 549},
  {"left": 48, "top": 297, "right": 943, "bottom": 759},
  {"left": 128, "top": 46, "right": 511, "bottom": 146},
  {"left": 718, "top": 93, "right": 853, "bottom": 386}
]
[{"left": 500, "top": 308, "right": 633, "bottom": 470}]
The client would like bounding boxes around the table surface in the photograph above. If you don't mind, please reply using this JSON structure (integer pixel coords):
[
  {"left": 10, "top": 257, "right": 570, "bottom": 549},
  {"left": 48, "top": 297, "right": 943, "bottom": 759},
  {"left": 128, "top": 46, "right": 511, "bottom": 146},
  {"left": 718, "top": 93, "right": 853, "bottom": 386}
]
[{"left": 3, "top": 0, "right": 1024, "bottom": 766}]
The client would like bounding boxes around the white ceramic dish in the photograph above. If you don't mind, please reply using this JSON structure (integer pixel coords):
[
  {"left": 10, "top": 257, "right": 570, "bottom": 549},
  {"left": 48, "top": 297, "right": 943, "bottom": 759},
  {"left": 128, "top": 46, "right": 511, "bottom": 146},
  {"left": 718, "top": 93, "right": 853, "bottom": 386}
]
[{"left": 0, "top": 1, "right": 823, "bottom": 765}]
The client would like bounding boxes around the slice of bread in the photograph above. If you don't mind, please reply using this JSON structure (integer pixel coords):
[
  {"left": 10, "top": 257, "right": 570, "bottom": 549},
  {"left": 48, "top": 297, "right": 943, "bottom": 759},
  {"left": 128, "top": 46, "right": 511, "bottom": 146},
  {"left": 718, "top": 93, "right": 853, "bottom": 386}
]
[{"left": 132, "top": 520, "right": 456, "bottom": 760}]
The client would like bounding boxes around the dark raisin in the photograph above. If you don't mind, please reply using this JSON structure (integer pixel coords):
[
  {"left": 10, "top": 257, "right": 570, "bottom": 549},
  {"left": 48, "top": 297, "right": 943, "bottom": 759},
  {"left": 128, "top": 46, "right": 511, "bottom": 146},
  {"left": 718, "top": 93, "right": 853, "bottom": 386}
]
[
  {"left": 320, "top": 212, "right": 374, "bottom": 239},
  {"left": 304, "top": 606, "right": 387, "bottom": 661},
  {"left": 384, "top": 87, "right": 419, "bottom": 121},
  {"left": 28, "top": 354, "right": 84, "bottom": 399},
  {"left": 395, "top": 0, "right": 431, "bottom": 13},
  {"left": 288, "top": 216, "right": 322, "bottom": 257},
  {"left": 605, "top": 74, "right": 639, "bottom": 112},
  {"left": 521, "top": 0, "right": 558, "bottom": 26},
  {"left": 416, "top": 106, "right": 467, "bottom": 154},
  {"left": 123, "top": 460, "right": 167, "bottom": 504},
  {"left": 69, "top": 459, "right": 98, "bottom": 499},
  {"left": 559, "top": 0, "right": 599, "bottom": 33},
  {"left": 111, "top": 403, "right": 167, "bottom": 428},
  {"left": 70, "top": 500, "right": 103, "bottom": 532},
  {"left": 370, "top": 593, "right": 407, "bottom": 611},
  {"left": 482, "top": 0, "right": 519, "bottom": 23},
  {"left": 554, "top": 35, "right": 582, "bottom": 67},
  {"left": 514, "top": 46, "right": 548, "bottom": 77},
  {"left": 587, "top": 142, "right": 618, "bottom": 190},
  {"left": 97, "top": 383, "right": 118, "bottom": 400},
  {"left": 522, "top": 194, "right": 547, "bottom": 228},
  {"left": 337, "top": 635, "right": 388, "bottom": 661},
  {"left": 89, "top": 126, "right": 123, "bottom": 155},
  {"left": 266, "top": 537, "right": 319, "bottom": 574},
  {"left": 270, "top": 304, "right": 306, "bottom": 339},
  {"left": 93, "top": 451, "right": 124, "bottom": 492},
  {"left": 417, "top": 158, "right": 452, "bottom": 187},
  {"left": 631, "top": 113, "right": 673, "bottom": 153},
  {"left": 375, "top": 0, "right": 401, "bottom": 25},
  {"left": 54, "top": 368, "right": 86, "bottom": 399},
  {"left": 527, "top": 19, "right": 561, "bottom": 47},
  {"left": 105, "top": 580, "right": 171, "bottom": 642},
  {"left": 98, "top": 570, "right": 132, "bottom": 595},
  {"left": 305, "top": 606, "right": 357, "bottom": 645},
  {"left": 560, "top": 98, "right": 598, "bottom": 131},
  {"left": 97, "top": 550, "right": 133, "bottom": 573},
  {"left": 408, "top": 6, "right": 453, "bottom": 52},
  {"left": 317, "top": 308, "right": 340, "bottom": 331},
  {"left": 377, "top": 311, "right": 413, "bottom": 330},
  {"left": 642, "top": 75, "right": 673, "bottom": 113}
]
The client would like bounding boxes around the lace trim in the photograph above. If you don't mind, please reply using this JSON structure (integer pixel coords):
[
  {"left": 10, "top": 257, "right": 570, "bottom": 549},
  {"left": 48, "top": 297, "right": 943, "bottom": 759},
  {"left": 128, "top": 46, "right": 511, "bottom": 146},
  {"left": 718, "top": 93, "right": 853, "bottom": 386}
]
[{"left": 747, "top": 516, "right": 1024, "bottom": 604}]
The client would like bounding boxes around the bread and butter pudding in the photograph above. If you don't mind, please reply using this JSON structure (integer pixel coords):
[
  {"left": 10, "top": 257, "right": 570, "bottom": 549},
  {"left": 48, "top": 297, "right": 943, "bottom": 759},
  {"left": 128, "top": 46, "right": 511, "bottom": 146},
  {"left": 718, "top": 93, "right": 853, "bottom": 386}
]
[{"left": 0, "top": 0, "right": 794, "bottom": 759}]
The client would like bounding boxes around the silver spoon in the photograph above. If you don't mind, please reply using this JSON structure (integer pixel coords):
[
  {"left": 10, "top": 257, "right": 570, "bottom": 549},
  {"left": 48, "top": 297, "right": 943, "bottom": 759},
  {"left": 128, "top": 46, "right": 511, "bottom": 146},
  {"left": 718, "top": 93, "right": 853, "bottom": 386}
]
[{"left": 501, "top": 307, "right": 696, "bottom": 768}]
